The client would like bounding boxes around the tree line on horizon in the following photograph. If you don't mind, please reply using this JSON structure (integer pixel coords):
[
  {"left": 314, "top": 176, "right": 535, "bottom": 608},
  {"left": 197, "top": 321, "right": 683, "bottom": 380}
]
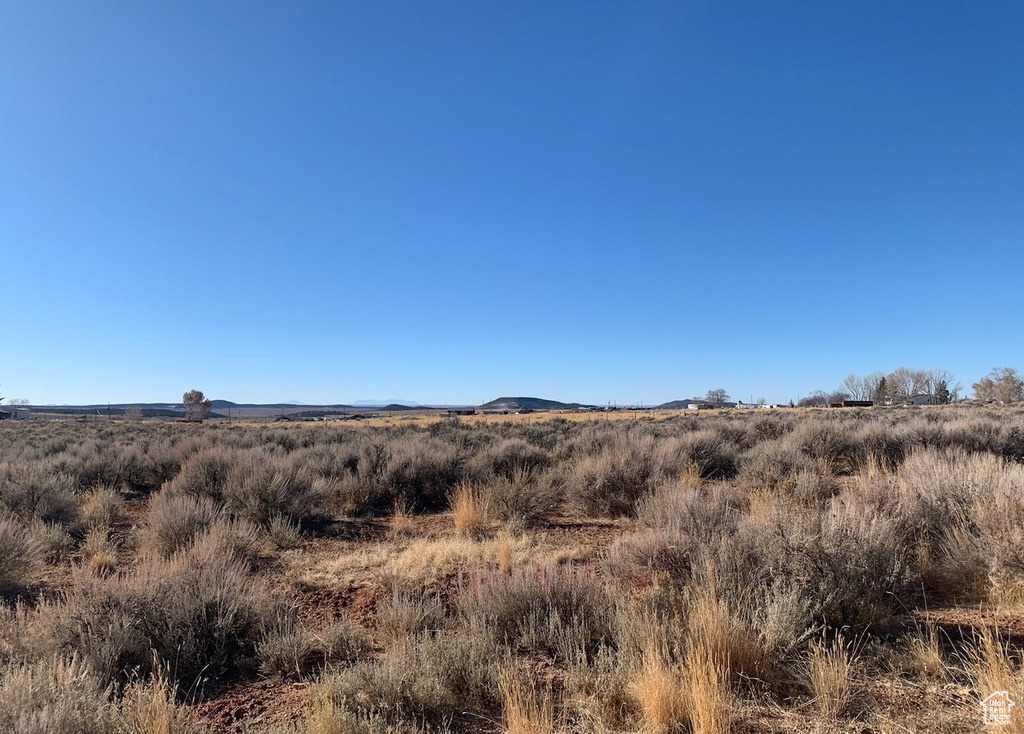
[{"left": 796, "top": 366, "right": 1024, "bottom": 407}]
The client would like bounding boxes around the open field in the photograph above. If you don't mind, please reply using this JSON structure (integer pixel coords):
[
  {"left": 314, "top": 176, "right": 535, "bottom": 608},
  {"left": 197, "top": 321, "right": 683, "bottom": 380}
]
[{"left": 3, "top": 406, "right": 1024, "bottom": 733}]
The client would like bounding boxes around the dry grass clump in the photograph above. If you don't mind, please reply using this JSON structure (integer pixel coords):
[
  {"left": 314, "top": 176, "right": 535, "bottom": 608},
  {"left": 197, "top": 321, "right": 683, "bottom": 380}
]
[
  {"left": 965, "top": 627, "right": 1023, "bottom": 732},
  {"left": 500, "top": 667, "right": 557, "bottom": 734},
  {"left": 807, "top": 634, "right": 854, "bottom": 720},
  {"left": 81, "top": 526, "right": 118, "bottom": 577},
  {"left": 685, "top": 581, "right": 773, "bottom": 687},
  {"left": 0, "top": 656, "right": 117, "bottom": 734},
  {"left": 620, "top": 583, "right": 735, "bottom": 734},
  {"left": 118, "top": 670, "right": 197, "bottom": 734},
  {"left": 565, "top": 644, "right": 637, "bottom": 732},
  {"left": 450, "top": 481, "right": 489, "bottom": 537},
  {"left": 683, "top": 643, "right": 732, "bottom": 734},
  {"left": 297, "top": 698, "right": 395, "bottom": 734},
  {"left": 903, "top": 624, "right": 946, "bottom": 680},
  {"left": 80, "top": 485, "right": 125, "bottom": 531},
  {"left": 388, "top": 498, "right": 418, "bottom": 539},
  {"left": 632, "top": 652, "right": 688, "bottom": 734},
  {"left": 496, "top": 530, "right": 516, "bottom": 573}
]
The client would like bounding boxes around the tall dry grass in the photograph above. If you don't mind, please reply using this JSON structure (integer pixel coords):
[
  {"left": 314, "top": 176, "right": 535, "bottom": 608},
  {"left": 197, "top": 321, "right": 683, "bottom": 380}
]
[
  {"left": 807, "top": 634, "right": 854, "bottom": 720},
  {"left": 500, "top": 668, "right": 557, "bottom": 734}
]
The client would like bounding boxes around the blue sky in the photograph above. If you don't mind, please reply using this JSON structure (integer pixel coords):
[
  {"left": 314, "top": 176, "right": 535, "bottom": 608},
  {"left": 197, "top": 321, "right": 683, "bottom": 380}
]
[{"left": 2, "top": 2, "right": 1022, "bottom": 406}]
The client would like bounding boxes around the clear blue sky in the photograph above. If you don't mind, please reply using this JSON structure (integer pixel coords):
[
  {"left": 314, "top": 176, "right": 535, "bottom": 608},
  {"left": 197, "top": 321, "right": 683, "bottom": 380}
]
[{"left": 2, "top": 2, "right": 1022, "bottom": 406}]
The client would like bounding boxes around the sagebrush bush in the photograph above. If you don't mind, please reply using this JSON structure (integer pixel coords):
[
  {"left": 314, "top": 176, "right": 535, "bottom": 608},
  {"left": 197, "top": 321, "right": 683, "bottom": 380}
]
[
  {"left": 319, "top": 620, "right": 372, "bottom": 669},
  {"left": 609, "top": 482, "right": 740, "bottom": 585},
  {"left": 144, "top": 492, "right": 223, "bottom": 558},
  {"left": 785, "top": 417, "right": 858, "bottom": 474},
  {"left": 567, "top": 434, "right": 657, "bottom": 517},
  {"left": 716, "top": 492, "right": 915, "bottom": 630},
  {"left": 223, "top": 450, "right": 329, "bottom": 527},
  {"left": 321, "top": 631, "right": 499, "bottom": 726},
  {"left": 484, "top": 467, "right": 559, "bottom": 530},
  {"left": 737, "top": 439, "right": 814, "bottom": 493},
  {"left": 162, "top": 448, "right": 235, "bottom": 502},
  {"left": 0, "top": 513, "right": 41, "bottom": 593},
  {"left": 0, "top": 462, "right": 79, "bottom": 526},
  {"left": 258, "top": 624, "right": 316, "bottom": 679},
  {"left": 657, "top": 430, "right": 738, "bottom": 480},
  {"left": 51, "top": 540, "right": 275, "bottom": 688},
  {"left": 473, "top": 438, "right": 549, "bottom": 481},
  {"left": 460, "top": 564, "right": 613, "bottom": 662},
  {"left": 375, "top": 591, "right": 448, "bottom": 647}
]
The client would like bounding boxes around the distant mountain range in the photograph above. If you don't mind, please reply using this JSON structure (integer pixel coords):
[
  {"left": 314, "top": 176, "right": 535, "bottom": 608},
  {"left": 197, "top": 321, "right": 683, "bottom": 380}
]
[
  {"left": 20, "top": 396, "right": 711, "bottom": 419},
  {"left": 351, "top": 399, "right": 422, "bottom": 407}
]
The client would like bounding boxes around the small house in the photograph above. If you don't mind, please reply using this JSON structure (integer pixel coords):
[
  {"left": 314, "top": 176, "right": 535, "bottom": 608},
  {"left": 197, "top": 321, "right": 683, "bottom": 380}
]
[{"left": 0, "top": 406, "right": 30, "bottom": 420}]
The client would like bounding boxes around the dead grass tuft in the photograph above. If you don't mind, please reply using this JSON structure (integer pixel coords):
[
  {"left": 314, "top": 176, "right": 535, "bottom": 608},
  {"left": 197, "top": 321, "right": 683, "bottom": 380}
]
[
  {"left": 450, "top": 482, "right": 489, "bottom": 538},
  {"left": 500, "top": 668, "right": 557, "bottom": 734},
  {"left": 807, "top": 633, "right": 854, "bottom": 720}
]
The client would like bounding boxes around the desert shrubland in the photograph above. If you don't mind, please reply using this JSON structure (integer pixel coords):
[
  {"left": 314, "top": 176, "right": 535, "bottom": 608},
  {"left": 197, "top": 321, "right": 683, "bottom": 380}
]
[{"left": 1, "top": 405, "right": 1023, "bottom": 732}]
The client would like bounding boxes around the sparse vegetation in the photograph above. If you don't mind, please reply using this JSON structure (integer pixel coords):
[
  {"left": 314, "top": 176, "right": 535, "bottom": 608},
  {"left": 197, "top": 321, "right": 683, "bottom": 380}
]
[{"left": 1, "top": 405, "right": 1024, "bottom": 732}]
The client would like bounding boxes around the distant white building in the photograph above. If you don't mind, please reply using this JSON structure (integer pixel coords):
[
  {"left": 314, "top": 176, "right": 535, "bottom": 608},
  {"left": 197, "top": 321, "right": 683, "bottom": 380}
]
[{"left": 0, "top": 405, "right": 30, "bottom": 420}]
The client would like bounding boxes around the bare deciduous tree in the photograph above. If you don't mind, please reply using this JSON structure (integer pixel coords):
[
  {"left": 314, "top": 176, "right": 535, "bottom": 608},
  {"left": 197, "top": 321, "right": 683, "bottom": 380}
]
[
  {"left": 705, "top": 389, "right": 729, "bottom": 407},
  {"left": 798, "top": 390, "right": 829, "bottom": 407},
  {"left": 183, "top": 390, "right": 213, "bottom": 422},
  {"left": 973, "top": 368, "right": 1024, "bottom": 403},
  {"left": 886, "top": 367, "right": 915, "bottom": 399}
]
